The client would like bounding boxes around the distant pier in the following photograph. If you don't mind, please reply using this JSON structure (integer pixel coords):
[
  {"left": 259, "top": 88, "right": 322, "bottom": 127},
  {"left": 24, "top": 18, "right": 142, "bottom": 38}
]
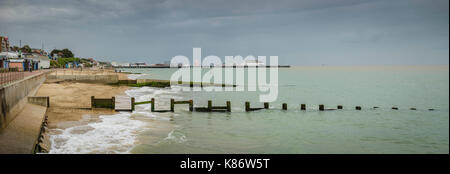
[{"left": 114, "top": 65, "right": 291, "bottom": 69}]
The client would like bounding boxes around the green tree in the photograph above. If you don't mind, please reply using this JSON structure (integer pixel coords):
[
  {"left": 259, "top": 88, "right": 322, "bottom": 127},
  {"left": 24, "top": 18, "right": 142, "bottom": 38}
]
[
  {"left": 10, "top": 46, "right": 19, "bottom": 52},
  {"left": 61, "top": 48, "right": 74, "bottom": 58},
  {"left": 51, "top": 49, "right": 61, "bottom": 56},
  {"left": 21, "top": 45, "right": 31, "bottom": 53},
  {"left": 50, "top": 48, "right": 74, "bottom": 58},
  {"left": 50, "top": 60, "right": 61, "bottom": 68}
]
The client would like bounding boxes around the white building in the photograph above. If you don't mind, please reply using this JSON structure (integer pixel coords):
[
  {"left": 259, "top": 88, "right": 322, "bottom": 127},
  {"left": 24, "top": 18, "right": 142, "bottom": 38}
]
[
  {"left": 0, "top": 52, "right": 20, "bottom": 58},
  {"left": 36, "top": 56, "right": 50, "bottom": 69}
]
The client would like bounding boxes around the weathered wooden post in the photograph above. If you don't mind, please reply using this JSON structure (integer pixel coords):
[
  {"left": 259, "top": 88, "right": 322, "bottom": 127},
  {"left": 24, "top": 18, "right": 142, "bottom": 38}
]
[
  {"left": 91, "top": 96, "right": 95, "bottom": 108},
  {"left": 151, "top": 98, "right": 155, "bottom": 112},
  {"left": 410, "top": 108, "right": 416, "bottom": 110},
  {"left": 226, "top": 101, "right": 231, "bottom": 112},
  {"left": 301, "top": 104, "right": 306, "bottom": 110},
  {"left": 208, "top": 100, "right": 212, "bottom": 111},
  {"left": 189, "top": 100, "right": 193, "bottom": 112},
  {"left": 170, "top": 98, "right": 175, "bottom": 112},
  {"left": 245, "top": 102, "right": 250, "bottom": 112},
  {"left": 392, "top": 107, "right": 398, "bottom": 110},
  {"left": 337, "top": 105, "right": 343, "bottom": 109},
  {"left": 46, "top": 96, "right": 50, "bottom": 108},
  {"left": 282, "top": 103, "right": 287, "bottom": 110},
  {"left": 264, "top": 102, "right": 269, "bottom": 109},
  {"left": 131, "top": 97, "right": 135, "bottom": 111},
  {"left": 190, "top": 81, "right": 193, "bottom": 88},
  {"left": 111, "top": 97, "right": 115, "bottom": 109},
  {"left": 356, "top": 106, "right": 361, "bottom": 110},
  {"left": 319, "top": 104, "right": 324, "bottom": 111}
]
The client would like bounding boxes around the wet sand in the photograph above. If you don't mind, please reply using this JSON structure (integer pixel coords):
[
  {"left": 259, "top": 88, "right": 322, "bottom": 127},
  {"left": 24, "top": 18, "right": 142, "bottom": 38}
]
[{"left": 35, "top": 81, "right": 129, "bottom": 128}]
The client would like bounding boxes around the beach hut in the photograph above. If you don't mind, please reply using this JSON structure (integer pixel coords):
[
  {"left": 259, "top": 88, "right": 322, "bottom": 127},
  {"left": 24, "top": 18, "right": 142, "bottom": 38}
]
[
  {"left": 0, "top": 56, "right": 8, "bottom": 68},
  {"left": 32, "top": 60, "right": 39, "bottom": 70},
  {"left": 8, "top": 59, "right": 24, "bottom": 71}
]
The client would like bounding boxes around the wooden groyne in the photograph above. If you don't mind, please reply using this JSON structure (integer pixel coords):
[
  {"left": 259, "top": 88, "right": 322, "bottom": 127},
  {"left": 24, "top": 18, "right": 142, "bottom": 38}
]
[
  {"left": 245, "top": 101, "right": 268, "bottom": 111},
  {"left": 194, "top": 100, "right": 231, "bottom": 112},
  {"left": 90, "top": 96, "right": 437, "bottom": 113}
]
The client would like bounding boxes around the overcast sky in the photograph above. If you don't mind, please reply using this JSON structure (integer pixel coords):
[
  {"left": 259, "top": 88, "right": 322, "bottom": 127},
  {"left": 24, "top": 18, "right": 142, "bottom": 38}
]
[{"left": 0, "top": 0, "right": 448, "bottom": 65}]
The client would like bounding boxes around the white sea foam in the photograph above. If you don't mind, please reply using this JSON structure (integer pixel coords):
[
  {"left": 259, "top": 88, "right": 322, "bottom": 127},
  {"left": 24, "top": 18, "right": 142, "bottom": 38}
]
[
  {"left": 131, "top": 111, "right": 172, "bottom": 121},
  {"left": 49, "top": 113, "right": 146, "bottom": 154},
  {"left": 49, "top": 83, "right": 185, "bottom": 153},
  {"left": 164, "top": 129, "right": 187, "bottom": 144}
]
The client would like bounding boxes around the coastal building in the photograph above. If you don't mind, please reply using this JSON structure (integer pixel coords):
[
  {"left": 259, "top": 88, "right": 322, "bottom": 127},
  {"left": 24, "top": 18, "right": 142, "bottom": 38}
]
[
  {"left": 34, "top": 56, "right": 50, "bottom": 69},
  {"left": 0, "top": 52, "right": 20, "bottom": 69},
  {"left": 0, "top": 52, "right": 19, "bottom": 59},
  {"left": 8, "top": 59, "right": 24, "bottom": 71},
  {"left": 0, "top": 36, "right": 9, "bottom": 53}
]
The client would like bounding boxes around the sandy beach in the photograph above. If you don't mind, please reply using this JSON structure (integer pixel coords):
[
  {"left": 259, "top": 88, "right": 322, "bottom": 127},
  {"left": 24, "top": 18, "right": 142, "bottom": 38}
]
[{"left": 35, "top": 80, "right": 129, "bottom": 129}]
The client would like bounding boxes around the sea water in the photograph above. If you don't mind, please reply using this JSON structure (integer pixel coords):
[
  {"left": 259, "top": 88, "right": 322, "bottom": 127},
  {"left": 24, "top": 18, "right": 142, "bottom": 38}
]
[{"left": 49, "top": 65, "right": 449, "bottom": 154}]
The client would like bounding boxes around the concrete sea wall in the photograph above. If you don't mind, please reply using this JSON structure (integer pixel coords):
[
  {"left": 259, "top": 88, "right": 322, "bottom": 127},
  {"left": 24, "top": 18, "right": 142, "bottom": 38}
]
[
  {"left": 47, "top": 74, "right": 119, "bottom": 84},
  {"left": 0, "top": 72, "right": 48, "bottom": 130}
]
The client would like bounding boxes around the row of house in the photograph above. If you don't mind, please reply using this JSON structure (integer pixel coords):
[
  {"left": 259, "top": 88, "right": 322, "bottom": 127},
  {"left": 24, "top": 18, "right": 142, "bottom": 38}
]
[
  {"left": 0, "top": 36, "right": 50, "bottom": 71},
  {"left": 0, "top": 52, "right": 50, "bottom": 71}
]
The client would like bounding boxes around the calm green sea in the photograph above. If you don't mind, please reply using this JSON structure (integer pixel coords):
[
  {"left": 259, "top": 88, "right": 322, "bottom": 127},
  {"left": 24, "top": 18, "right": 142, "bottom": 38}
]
[{"left": 49, "top": 65, "right": 449, "bottom": 154}]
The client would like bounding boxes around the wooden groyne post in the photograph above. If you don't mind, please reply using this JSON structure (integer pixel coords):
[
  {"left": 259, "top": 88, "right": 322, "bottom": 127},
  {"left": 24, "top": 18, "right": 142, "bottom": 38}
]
[
  {"left": 208, "top": 100, "right": 212, "bottom": 111},
  {"left": 245, "top": 102, "right": 250, "bottom": 112},
  {"left": 151, "top": 98, "right": 155, "bottom": 112},
  {"left": 319, "top": 104, "right": 324, "bottom": 111},
  {"left": 337, "top": 105, "right": 343, "bottom": 109},
  {"left": 356, "top": 106, "right": 361, "bottom": 110},
  {"left": 264, "top": 102, "right": 269, "bottom": 109},
  {"left": 170, "top": 99, "right": 175, "bottom": 112},
  {"left": 91, "top": 96, "right": 94, "bottom": 108},
  {"left": 111, "top": 97, "right": 115, "bottom": 109},
  {"left": 131, "top": 97, "right": 135, "bottom": 111},
  {"left": 226, "top": 101, "right": 231, "bottom": 112},
  {"left": 301, "top": 104, "right": 306, "bottom": 110},
  {"left": 189, "top": 100, "right": 193, "bottom": 112},
  {"left": 282, "top": 103, "right": 287, "bottom": 110},
  {"left": 227, "top": 101, "right": 231, "bottom": 112}
]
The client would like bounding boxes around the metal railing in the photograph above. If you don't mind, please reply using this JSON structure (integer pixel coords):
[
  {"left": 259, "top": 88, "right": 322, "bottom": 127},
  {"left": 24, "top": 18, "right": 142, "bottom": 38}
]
[{"left": 0, "top": 68, "right": 25, "bottom": 86}]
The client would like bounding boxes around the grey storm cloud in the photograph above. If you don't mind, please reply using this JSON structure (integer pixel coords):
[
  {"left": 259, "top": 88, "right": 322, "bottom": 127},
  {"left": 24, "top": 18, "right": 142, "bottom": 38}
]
[{"left": 0, "top": 0, "right": 448, "bottom": 65}]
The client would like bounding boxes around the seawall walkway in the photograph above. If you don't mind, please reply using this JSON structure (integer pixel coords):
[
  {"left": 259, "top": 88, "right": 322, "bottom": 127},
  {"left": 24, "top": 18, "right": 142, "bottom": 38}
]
[{"left": 0, "top": 70, "right": 51, "bottom": 154}]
